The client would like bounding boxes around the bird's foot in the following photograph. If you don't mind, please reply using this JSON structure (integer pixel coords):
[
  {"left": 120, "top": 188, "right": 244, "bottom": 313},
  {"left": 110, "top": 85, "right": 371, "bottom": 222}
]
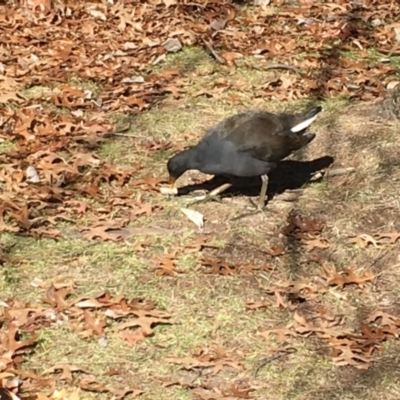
[
  {"left": 247, "top": 198, "right": 265, "bottom": 211},
  {"left": 231, "top": 198, "right": 268, "bottom": 221}
]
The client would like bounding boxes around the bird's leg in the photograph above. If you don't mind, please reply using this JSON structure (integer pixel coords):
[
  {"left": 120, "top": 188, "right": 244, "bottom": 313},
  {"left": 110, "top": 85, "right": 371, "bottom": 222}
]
[
  {"left": 257, "top": 174, "right": 269, "bottom": 210},
  {"left": 232, "top": 175, "right": 269, "bottom": 221},
  {"left": 191, "top": 182, "right": 233, "bottom": 204},
  {"left": 247, "top": 174, "right": 269, "bottom": 210}
]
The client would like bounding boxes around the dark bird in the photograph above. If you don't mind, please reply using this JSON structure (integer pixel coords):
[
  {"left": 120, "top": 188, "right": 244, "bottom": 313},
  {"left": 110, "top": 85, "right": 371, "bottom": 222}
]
[{"left": 167, "top": 105, "right": 322, "bottom": 210}]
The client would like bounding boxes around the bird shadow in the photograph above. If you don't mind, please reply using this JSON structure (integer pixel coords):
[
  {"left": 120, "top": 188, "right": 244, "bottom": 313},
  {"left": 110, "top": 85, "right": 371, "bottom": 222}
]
[{"left": 176, "top": 155, "right": 335, "bottom": 200}]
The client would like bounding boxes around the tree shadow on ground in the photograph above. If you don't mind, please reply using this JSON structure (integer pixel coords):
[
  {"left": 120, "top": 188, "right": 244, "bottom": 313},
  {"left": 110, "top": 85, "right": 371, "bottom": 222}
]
[{"left": 176, "top": 155, "right": 334, "bottom": 200}]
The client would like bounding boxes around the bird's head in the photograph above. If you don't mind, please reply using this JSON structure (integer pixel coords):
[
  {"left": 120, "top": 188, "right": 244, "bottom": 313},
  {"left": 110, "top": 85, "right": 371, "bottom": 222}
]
[{"left": 167, "top": 152, "right": 190, "bottom": 188}]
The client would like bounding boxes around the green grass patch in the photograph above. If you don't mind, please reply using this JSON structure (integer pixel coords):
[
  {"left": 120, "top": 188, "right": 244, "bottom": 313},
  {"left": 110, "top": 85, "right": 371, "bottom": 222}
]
[{"left": 3, "top": 49, "right": 400, "bottom": 400}]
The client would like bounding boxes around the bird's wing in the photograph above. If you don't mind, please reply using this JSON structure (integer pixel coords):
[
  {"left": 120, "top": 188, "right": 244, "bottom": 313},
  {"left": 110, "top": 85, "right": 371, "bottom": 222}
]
[
  {"left": 203, "top": 110, "right": 316, "bottom": 163},
  {"left": 216, "top": 112, "right": 301, "bottom": 161}
]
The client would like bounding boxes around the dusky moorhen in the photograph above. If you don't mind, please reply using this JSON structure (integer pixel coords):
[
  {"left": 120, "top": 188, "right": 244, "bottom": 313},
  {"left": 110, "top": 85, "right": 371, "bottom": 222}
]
[{"left": 167, "top": 105, "right": 322, "bottom": 210}]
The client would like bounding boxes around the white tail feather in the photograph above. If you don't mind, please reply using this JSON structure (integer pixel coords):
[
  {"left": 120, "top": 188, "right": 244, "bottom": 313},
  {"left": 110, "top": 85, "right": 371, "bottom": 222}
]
[{"left": 290, "top": 114, "right": 319, "bottom": 133}]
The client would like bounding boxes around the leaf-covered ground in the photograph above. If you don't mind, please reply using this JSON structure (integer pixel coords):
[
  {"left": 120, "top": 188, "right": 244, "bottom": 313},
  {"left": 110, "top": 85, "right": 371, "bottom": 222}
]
[{"left": 1, "top": 1, "right": 400, "bottom": 399}]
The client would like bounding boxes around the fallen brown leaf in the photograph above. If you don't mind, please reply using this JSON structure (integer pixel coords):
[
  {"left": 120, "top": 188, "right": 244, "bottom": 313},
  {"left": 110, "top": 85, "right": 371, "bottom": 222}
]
[
  {"left": 303, "top": 238, "right": 330, "bottom": 252},
  {"left": 327, "top": 268, "right": 375, "bottom": 288},
  {"left": 201, "top": 258, "right": 237, "bottom": 275},
  {"left": 349, "top": 234, "right": 380, "bottom": 248},
  {"left": 46, "top": 364, "right": 90, "bottom": 383}
]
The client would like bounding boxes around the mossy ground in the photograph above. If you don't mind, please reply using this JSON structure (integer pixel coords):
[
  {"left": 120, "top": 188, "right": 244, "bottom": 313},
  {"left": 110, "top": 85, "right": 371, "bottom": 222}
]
[{"left": 2, "top": 43, "right": 400, "bottom": 400}]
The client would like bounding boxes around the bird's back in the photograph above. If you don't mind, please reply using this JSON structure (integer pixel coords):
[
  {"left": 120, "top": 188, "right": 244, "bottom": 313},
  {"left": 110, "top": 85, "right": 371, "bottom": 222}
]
[{"left": 203, "top": 110, "right": 316, "bottom": 163}]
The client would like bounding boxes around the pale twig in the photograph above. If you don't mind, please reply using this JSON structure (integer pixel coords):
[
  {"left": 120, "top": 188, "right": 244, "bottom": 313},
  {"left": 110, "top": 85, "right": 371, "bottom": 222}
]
[
  {"left": 254, "top": 348, "right": 297, "bottom": 378},
  {"left": 201, "top": 37, "right": 225, "bottom": 64},
  {"left": 103, "top": 132, "right": 147, "bottom": 139},
  {"left": 263, "top": 63, "right": 303, "bottom": 74},
  {"left": 310, "top": 167, "right": 356, "bottom": 181},
  {"left": 191, "top": 183, "right": 233, "bottom": 203}
]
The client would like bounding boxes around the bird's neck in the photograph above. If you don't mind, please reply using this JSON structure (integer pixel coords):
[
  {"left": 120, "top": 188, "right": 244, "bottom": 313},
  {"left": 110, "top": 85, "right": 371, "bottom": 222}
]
[{"left": 180, "top": 146, "right": 202, "bottom": 170}]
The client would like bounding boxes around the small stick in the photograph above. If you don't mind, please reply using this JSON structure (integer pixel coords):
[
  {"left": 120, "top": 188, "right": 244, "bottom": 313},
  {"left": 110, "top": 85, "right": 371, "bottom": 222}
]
[
  {"left": 160, "top": 186, "right": 178, "bottom": 195},
  {"left": 201, "top": 37, "right": 225, "bottom": 64},
  {"left": 263, "top": 63, "right": 303, "bottom": 74},
  {"left": 103, "top": 132, "right": 147, "bottom": 139},
  {"left": 310, "top": 167, "right": 355, "bottom": 181},
  {"left": 254, "top": 348, "right": 297, "bottom": 378},
  {"left": 191, "top": 183, "right": 233, "bottom": 203},
  {"left": 274, "top": 191, "right": 302, "bottom": 202},
  {"left": 378, "top": 45, "right": 400, "bottom": 57}
]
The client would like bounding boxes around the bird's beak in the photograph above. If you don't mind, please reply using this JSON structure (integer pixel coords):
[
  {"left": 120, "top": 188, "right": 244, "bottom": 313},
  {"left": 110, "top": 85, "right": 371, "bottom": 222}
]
[{"left": 168, "top": 175, "right": 177, "bottom": 188}]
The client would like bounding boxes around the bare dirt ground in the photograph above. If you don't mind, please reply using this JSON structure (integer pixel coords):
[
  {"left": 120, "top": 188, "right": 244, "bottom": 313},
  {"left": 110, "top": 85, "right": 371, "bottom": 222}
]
[{"left": 1, "top": 1, "right": 400, "bottom": 400}]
